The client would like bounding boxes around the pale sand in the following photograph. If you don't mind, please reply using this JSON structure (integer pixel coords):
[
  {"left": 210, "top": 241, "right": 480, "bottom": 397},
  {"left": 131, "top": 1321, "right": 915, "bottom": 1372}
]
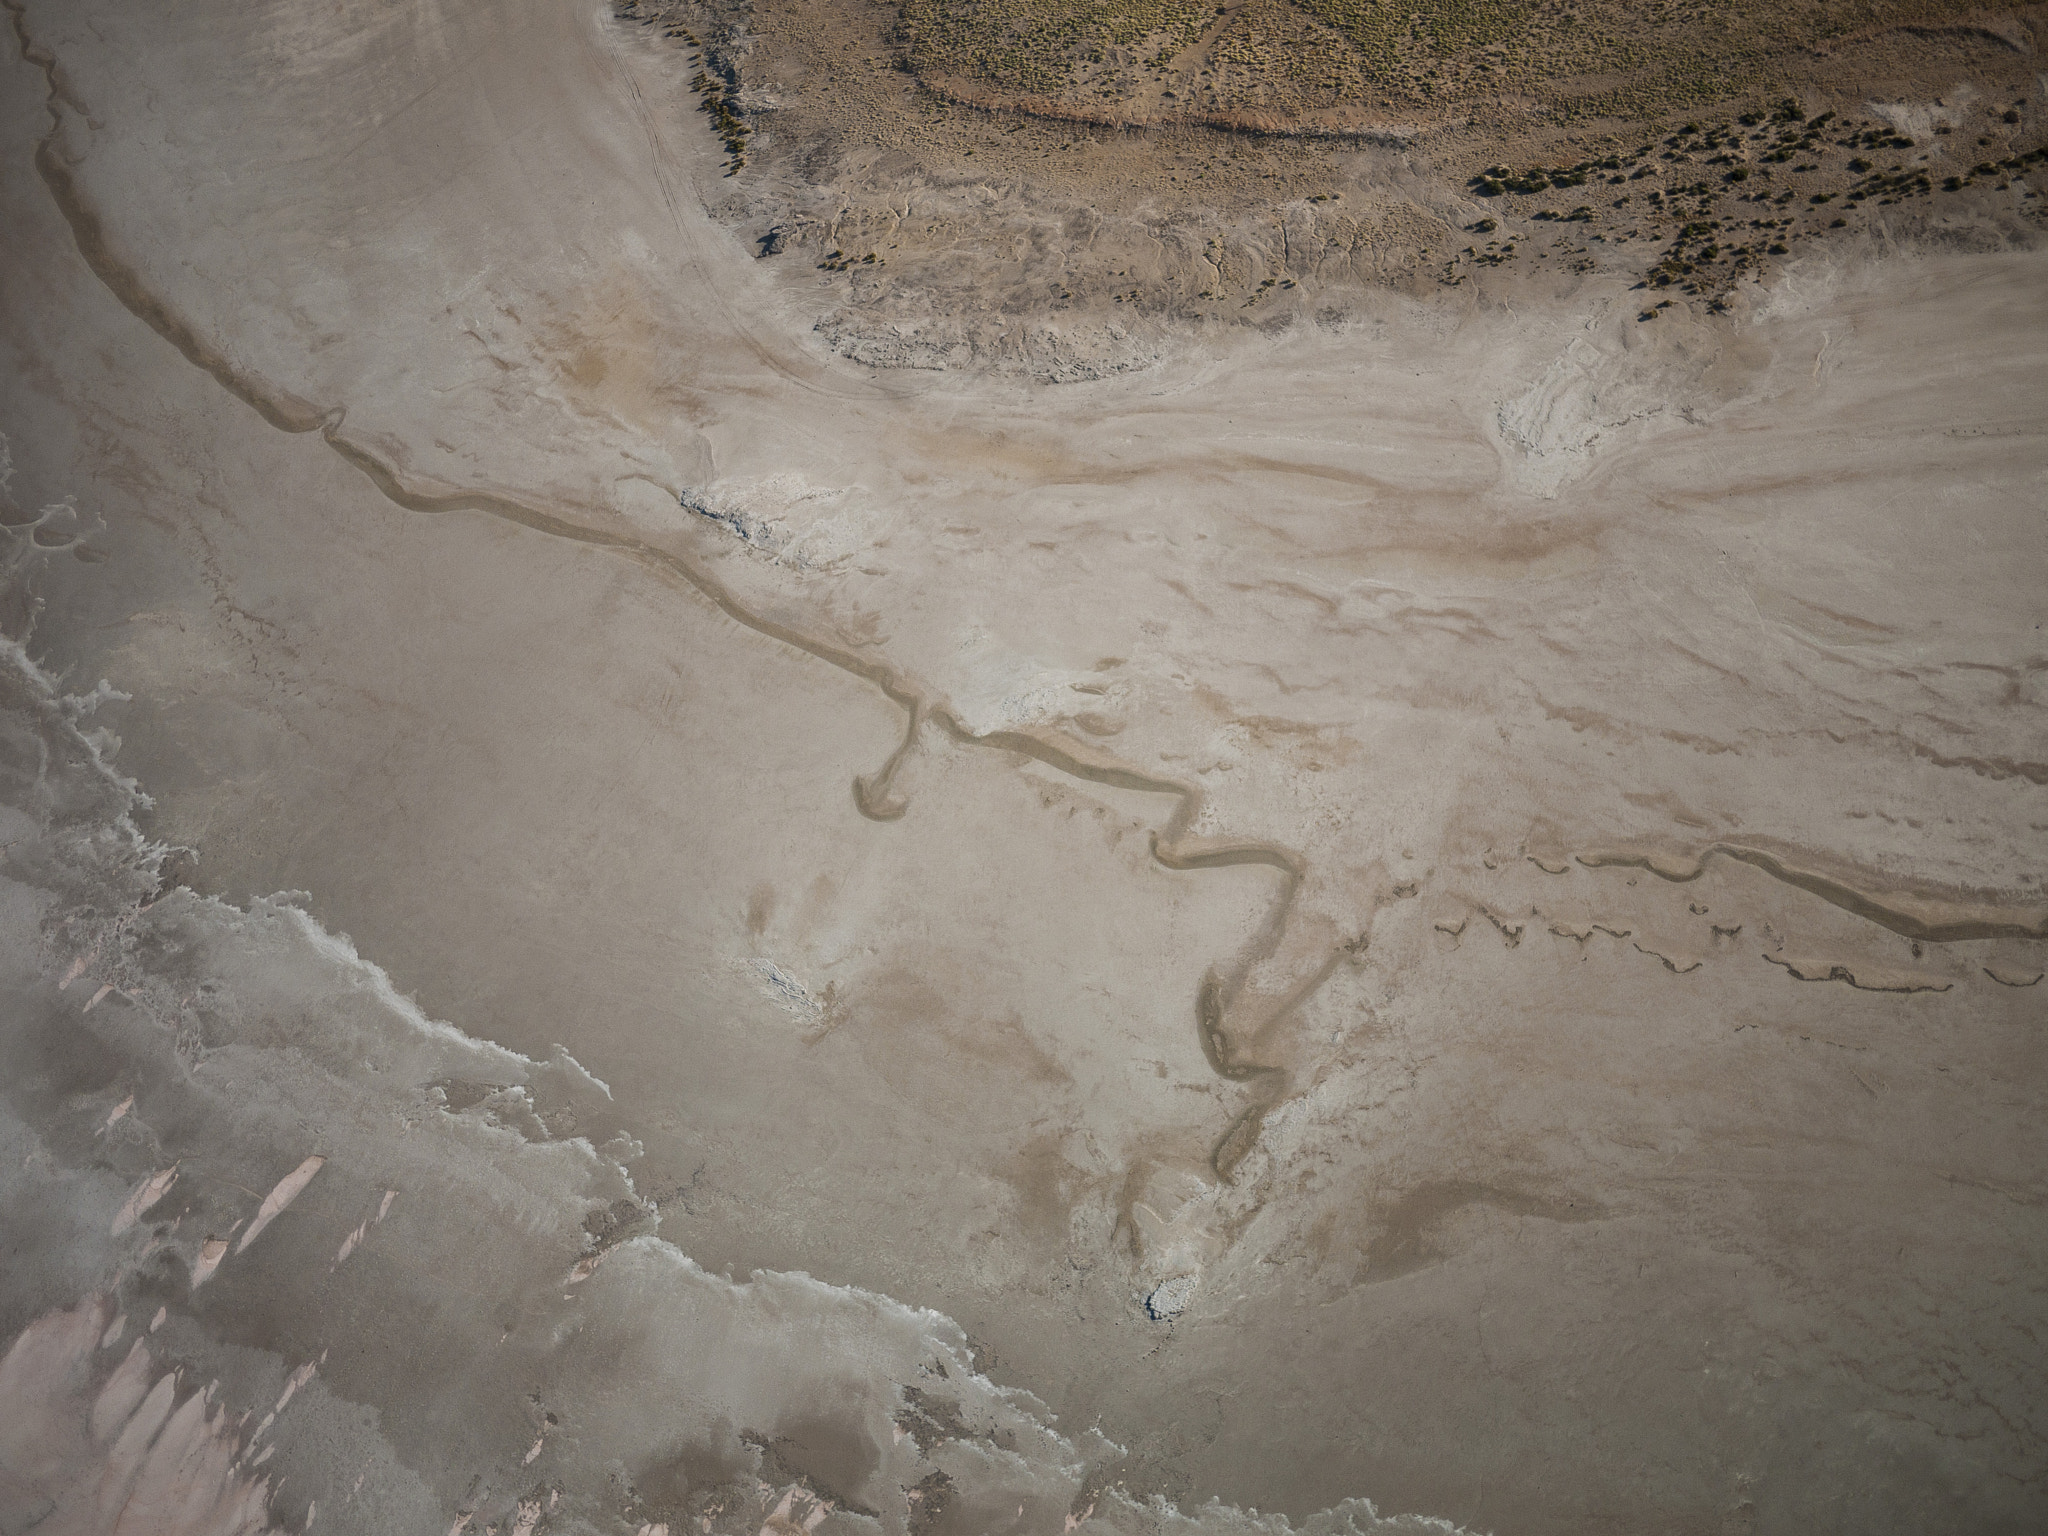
[{"left": 0, "top": 0, "right": 2043, "bottom": 1533}]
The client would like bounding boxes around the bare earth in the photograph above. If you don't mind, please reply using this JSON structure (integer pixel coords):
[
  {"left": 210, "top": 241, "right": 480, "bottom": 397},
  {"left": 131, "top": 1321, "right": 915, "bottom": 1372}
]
[{"left": 0, "top": 3, "right": 2043, "bottom": 1536}]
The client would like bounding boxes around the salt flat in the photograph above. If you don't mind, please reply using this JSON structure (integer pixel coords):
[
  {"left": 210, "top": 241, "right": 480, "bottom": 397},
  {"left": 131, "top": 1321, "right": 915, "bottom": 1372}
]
[{"left": 1, "top": 2, "right": 2043, "bottom": 1534}]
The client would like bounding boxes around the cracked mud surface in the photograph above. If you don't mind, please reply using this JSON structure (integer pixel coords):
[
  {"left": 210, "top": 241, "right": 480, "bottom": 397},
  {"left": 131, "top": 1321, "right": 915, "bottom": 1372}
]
[{"left": 0, "top": 2, "right": 2044, "bottom": 1535}]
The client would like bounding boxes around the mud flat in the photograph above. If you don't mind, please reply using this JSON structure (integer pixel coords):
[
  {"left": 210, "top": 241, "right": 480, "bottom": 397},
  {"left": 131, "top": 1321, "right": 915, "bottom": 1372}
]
[{"left": 0, "top": 1, "right": 2044, "bottom": 1534}]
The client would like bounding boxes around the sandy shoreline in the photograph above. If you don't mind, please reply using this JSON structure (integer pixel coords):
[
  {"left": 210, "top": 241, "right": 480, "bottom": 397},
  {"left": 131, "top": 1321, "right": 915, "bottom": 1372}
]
[{"left": 2, "top": 0, "right": 2045, "bottom": 1532}]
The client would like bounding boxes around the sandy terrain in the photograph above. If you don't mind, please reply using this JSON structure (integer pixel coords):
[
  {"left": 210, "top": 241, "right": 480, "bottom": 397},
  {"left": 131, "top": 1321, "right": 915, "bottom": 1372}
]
[{"left": 0, "top": 2, "right": 2044, "bottom": 1535}]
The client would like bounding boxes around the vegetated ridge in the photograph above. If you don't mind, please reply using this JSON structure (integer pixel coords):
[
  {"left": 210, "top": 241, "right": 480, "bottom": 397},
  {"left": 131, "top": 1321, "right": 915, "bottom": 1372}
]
[{"left": 616, "top": 0, "right": 2048, "bottom": 366}]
